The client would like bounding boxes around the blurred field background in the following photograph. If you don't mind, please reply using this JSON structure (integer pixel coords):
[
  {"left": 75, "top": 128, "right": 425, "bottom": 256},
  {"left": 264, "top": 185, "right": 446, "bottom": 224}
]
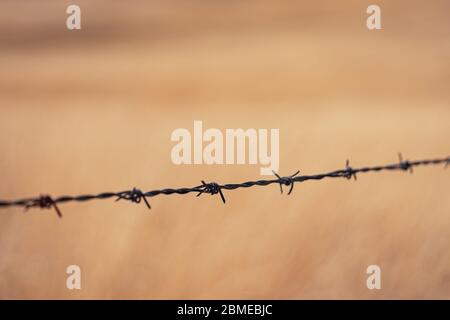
[{"left": 0, "top": 0, "right": 449, "bottom": 299}]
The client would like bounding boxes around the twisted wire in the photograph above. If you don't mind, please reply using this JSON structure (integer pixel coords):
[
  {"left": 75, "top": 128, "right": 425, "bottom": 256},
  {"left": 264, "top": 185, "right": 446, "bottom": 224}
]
[{"left": 0, "top": 154, "right": 448, "bottom": 217}]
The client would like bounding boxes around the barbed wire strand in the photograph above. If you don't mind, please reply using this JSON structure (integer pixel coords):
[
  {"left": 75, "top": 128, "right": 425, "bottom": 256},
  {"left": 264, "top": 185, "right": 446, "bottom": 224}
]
[{"left": 0, "top": 153, "right": 448, "bottom": 218}]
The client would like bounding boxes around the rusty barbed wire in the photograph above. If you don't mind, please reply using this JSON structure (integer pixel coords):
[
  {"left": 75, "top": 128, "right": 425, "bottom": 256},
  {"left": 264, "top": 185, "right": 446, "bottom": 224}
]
[{"left": 0, "top": 153, "right": 448, "bottom": 217}]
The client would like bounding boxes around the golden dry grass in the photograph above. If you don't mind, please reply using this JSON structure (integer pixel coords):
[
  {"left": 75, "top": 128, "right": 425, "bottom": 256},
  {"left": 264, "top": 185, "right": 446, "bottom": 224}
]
[{"left": 0, "top": 0, "right": 449, "bottom": 299}]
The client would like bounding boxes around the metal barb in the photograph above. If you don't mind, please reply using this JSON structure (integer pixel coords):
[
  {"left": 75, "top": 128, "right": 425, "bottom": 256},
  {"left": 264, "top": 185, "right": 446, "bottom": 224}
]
[
  {"left": 196, "top": 181, "right": 226, "bottom": 203},
  {"left": 116, "top": 188, "right": 151, "bottom": 209},
  {"left": 273, "top": 170, "right": 300, "bottom": 195},
  {"left": 25, "top": 195, "right": 62, "bottom": 218},
  {"left": 344, "top": 159, "right": 357, "bottom": 180},
  {"left": 398, "top": 153, "right": 413, "bottom": 173}
]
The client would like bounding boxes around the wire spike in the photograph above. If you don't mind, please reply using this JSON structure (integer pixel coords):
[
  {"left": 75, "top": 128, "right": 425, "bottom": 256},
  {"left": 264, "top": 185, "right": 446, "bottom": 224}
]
[
  {"left": 116, "top": 188, "right": 151, "bottom": 210},
  {"left": 25, "top": 195, "right": 62, "bottom": 218},
  {"left": 344, "top": 159, "right": 357, "bottom": 180},
  {"left": 273, "top": 170, "right": 300, "bottom": 195},
  {"left": 398, "top": 152, "right": 413, "bottom": 173},
  {"left": 196, "top": 181, "right": 226, "bottom": 203}
]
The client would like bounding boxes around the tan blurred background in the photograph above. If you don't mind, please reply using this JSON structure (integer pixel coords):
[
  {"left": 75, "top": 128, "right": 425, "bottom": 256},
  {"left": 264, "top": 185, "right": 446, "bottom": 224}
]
[{"left": 0, "top": 0, "right": 449, "bottom": 299}]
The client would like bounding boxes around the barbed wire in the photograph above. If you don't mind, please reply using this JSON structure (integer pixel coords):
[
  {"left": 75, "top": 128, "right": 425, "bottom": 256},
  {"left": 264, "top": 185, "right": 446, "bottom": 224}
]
[{"left": 0, "top": 153, "right": 448, "bottom": 218}]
